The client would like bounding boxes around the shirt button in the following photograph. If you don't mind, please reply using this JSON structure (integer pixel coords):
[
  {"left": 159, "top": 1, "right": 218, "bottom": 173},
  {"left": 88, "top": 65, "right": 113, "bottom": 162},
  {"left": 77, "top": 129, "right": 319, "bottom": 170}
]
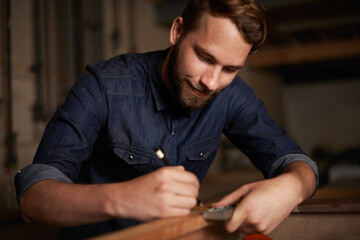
[
  {"left": 200, "top": 152, "right": 205, "bottom": 157},
  {"left": 128, "top": 155, "right": 134, "bottom": 160},
  {"left": 171, "top": 132, "right": 175, "bottom": 136}
]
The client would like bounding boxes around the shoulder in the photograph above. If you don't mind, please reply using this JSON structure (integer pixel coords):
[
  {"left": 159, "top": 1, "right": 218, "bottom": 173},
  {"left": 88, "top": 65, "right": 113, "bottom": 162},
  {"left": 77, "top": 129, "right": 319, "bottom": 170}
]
[
  {"left": 220, "top": 76, "right": 255, "bottom": 104},
  {"left": 213, "top": 75, "right": 263, "bottom": 118},
  {"left": 86, "top": 51, "right": 156, "bottom": 81},
  {"left": 82, "top": 50, "right": 165, "bottom": 95}
]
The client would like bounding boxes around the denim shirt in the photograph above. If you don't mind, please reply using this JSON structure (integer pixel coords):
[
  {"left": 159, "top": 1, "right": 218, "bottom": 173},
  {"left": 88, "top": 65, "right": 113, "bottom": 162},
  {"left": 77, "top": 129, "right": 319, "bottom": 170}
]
[{"left": 15, "top": 49, "right": 318, "bottom": 239}]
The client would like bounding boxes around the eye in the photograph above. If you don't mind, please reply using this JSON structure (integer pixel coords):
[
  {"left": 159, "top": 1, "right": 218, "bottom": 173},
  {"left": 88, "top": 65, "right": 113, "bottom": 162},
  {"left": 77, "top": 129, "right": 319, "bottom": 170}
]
[
  {"left": 196, "top": 51, "right": 212, "bottom": 64},
  {"left": 222, "top": 67, "right": 238, "bottom": 73}
]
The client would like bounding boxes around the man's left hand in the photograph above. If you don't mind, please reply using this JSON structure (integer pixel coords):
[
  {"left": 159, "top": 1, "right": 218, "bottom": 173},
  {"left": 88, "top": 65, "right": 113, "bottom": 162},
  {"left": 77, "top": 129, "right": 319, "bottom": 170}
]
[{"left": 211, "top": 161, "right": 316, "bottom": 234}]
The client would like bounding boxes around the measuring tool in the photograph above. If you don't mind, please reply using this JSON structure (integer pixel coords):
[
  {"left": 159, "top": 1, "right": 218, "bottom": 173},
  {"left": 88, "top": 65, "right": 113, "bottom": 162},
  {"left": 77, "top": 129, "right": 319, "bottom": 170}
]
[{"left": 202, "top": 205, "right": 235, "bottom": 221}]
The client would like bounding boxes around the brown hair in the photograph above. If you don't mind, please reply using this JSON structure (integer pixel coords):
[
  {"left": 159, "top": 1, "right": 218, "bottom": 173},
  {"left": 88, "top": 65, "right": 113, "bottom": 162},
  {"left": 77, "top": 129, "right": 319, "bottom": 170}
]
[{"left": 181, "top": 0, "right": 266, "bottom": 53}]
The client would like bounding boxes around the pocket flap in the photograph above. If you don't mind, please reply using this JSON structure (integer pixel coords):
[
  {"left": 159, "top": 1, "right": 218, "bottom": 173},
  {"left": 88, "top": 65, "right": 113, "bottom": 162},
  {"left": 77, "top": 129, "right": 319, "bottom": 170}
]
[
  {"left": 185, "top": 139, "right": 217, "bottom": 161},
  {"left": 113, "top": 146, "right": 151, "bottom": 165}
]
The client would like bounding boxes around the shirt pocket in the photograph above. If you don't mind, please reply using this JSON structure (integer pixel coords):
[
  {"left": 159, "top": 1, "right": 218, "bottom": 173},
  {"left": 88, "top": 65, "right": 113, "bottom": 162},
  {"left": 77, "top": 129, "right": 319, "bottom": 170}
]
[
  {"left": 114, "top": 146, "right": 151, "bottom": 164},
  {"left": 185, "top": 142, "right": 216, "bottom": 161},
  {"left": 182, "top": 137, "right": 219, "bottom": 180},
  {"left": 113, "top": 145, "right": 160, "bottom": 174},
  {"left": 184, "top": 139, "right": 217, "bottom": 161}
]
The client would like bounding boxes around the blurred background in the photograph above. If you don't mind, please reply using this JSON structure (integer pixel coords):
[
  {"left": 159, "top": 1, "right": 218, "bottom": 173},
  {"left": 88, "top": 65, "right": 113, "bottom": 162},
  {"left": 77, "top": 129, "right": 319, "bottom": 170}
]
[{"left": 0, "top": 0, "right": 359, "bottom": 238}]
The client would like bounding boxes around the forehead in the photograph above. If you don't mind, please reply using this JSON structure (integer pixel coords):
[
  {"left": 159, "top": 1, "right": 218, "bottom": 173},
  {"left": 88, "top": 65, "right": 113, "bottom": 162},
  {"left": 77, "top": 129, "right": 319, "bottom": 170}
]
[{"left": 184, "top": 13, "right": 252, "bottom": 66}]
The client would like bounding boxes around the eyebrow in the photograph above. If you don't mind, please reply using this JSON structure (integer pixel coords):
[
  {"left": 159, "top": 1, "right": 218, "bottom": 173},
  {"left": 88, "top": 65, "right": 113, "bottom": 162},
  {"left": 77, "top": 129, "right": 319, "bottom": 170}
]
[{"left": 193, "top": 44, "right": 243, "bottom": 70}]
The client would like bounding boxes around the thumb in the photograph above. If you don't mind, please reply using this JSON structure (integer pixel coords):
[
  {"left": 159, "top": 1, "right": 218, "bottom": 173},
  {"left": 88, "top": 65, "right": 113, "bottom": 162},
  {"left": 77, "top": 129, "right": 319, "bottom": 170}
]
[{"left": 212, "top": 185, "right": 250, "bottom": 207}]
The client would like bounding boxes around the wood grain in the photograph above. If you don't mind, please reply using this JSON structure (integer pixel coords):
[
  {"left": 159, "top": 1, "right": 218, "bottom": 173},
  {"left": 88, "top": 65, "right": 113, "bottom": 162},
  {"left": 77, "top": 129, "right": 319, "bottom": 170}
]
[
  {"left": 87, "top": 210, "right": 216, "bottom": 240},
  {"left": 88, "top": 189, "right": 360, "bottom": 240}
]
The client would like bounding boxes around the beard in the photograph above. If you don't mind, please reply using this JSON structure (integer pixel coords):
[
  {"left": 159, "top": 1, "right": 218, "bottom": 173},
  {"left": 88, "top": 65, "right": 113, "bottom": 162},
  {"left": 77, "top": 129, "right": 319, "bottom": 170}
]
[{"left": 167, "top": 42, "right": 220, "bottom": 110}]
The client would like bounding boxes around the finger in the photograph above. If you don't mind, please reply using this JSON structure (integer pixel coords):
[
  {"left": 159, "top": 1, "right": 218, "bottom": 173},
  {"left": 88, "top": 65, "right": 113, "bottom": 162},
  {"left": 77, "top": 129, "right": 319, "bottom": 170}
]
[
  {"left": 157, "top": 179, "right": 198, "bottom": 198},
  {"left": 225, "top": 203, "right": 248, "bottom": 232},
  {"left": 237, "top": 225, "right": 258, "bottom": 234},
  {"left": 143, "top": 199, "right": 192, "bottom": 220},
  {"left": 166, "top": 167, "right": 200, "bottom": 187},
  {"left": 153, "top": 194, "right": 196, "bottom": 217},
  {"left": 212, "top": 185, "right": 250, "bottom": 207},
  {"left": 236, "top": 220, "right": 261, "bottom": 234},
  {"left": 161, "top": 206, "right": 191, "bottom": 218},
  {"left": 171, "top": 194, "right": 198, "bottom": 209},
  {"left": 238, "top": 222, "right": 272, "bottom": 235},
  {"left": 172, "top": 181, "right": 199, "bottom": 197}
]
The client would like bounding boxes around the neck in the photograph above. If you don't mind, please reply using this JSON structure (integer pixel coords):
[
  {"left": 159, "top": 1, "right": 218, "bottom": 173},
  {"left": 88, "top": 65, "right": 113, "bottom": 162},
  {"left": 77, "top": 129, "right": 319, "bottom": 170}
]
[{"left": 161, "top": 47, "right": 173, "bottom": 91}]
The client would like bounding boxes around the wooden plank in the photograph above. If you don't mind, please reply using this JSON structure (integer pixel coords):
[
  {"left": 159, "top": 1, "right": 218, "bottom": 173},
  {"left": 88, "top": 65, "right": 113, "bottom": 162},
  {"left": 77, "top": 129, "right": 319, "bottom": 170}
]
[
  {"left": 173, "top": 223, "right": 243, "bottom": 240},
  {"left": 88, "top": 189, "right": 360, "bottom": 240},
  {"left": 248, "top": 39, "right": 360, "bottom": 67},
  {"left": 87, "top": 210, "right": 215, "bottom": 240}
]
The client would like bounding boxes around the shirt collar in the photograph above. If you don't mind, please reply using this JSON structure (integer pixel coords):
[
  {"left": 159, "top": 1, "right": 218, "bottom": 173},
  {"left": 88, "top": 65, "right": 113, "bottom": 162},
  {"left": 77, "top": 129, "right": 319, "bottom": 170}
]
[{"left": 149, "top": 48, "right": 174, "bottom": 112}]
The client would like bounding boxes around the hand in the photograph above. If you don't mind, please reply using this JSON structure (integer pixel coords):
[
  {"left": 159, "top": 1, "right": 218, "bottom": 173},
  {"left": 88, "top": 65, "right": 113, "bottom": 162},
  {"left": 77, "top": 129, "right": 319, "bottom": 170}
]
[
  {"left": 108, "top": 166, "right": 199, "bottom": 221},
  {"left": 212, "top": 174, "right": 304, "bottom": 234}
]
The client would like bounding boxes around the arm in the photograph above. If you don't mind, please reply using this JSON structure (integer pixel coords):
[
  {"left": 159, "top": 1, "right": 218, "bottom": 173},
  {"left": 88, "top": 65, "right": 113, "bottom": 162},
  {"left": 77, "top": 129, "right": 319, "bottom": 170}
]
[
  {"left": 17, "top": 71, "right": 198, "bottom": 226},
  {"left": 218, "top": 80, "right": 318, "bottom": 233},
  {"left": 20, "top": 166, "right": 199, "bottom": 227},
  {"left": 212, "top": 161, "right": 317, "bottom": 234}
]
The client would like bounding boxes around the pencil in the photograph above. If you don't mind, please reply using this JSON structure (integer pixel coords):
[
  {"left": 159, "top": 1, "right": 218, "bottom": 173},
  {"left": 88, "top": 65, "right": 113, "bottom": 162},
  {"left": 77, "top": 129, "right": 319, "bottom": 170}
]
[
  {"left": 154, "top": 148, "right": 202, "bottom": 206},
  {"left": 154, "top": 148, "right": 171, "bottom": 166}
]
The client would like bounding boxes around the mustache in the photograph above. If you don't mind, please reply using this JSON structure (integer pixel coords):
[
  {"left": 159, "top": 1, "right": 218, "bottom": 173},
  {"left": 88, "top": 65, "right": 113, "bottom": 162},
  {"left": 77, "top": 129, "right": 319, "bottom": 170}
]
[{"left": 185, "top": 76, "right": 220, "bottom": 96}]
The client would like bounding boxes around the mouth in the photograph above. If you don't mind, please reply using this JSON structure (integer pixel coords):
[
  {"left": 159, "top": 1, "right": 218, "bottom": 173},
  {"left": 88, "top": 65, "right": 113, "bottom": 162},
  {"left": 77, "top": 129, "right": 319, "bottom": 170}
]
[{"left": 187, "top": 82, "right": 210, "bottom": 98}]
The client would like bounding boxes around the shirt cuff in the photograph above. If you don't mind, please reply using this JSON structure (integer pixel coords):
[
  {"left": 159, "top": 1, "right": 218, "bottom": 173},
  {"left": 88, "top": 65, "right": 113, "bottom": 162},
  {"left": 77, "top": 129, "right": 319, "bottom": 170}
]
[
  {"left": 14, "top": 163, "right": 73, "bottom": 205},
  {"left": 268, "top": 153, "right": 319, "bottom": 186}
]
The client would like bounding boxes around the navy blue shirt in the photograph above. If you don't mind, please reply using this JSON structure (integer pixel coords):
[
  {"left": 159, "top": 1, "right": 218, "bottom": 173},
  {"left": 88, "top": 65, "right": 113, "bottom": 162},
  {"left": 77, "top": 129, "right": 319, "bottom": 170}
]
[{"left": 15, "top": 49, "right": 317, "bottom": 239}]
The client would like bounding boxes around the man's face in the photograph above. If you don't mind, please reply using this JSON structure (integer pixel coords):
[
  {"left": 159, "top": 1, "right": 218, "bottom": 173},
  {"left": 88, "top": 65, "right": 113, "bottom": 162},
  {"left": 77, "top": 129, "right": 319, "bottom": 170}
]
[{"left": 167, "top": 13, "right": 252, "bottom": 110}]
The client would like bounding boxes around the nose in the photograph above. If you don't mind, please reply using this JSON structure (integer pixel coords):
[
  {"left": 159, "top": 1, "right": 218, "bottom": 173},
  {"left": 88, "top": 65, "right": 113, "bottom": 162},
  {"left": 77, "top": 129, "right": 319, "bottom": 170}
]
[{"left": 199, "top": 66, "right": 221, "bottom": 91}]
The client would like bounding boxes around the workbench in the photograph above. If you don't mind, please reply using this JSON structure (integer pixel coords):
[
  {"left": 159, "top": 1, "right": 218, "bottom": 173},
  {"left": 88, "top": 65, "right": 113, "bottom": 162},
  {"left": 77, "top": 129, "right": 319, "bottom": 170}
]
[{"left": 88, "top": 188, "right": 360, "bottom": 240}]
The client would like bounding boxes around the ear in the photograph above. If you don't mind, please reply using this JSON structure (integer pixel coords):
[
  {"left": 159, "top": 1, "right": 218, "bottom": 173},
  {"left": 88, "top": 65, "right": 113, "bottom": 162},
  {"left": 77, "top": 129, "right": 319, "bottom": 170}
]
[{"left": 169, "top": 17, "right": 183, "bottom": 45}]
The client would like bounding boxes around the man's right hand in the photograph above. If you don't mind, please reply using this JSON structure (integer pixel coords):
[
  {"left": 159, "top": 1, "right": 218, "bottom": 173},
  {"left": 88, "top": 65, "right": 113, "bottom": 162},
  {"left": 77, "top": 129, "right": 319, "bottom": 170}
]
[
  {"left": 20, "top": 166, "right": 199, "bottom": 227},
  {"left": 105, "top": 166, "right": 200, "bottom": 221}
]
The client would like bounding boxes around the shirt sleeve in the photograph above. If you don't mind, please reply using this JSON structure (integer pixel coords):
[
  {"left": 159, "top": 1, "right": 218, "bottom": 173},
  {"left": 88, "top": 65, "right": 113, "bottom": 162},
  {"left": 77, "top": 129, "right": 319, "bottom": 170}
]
[
  {"left": 268, "top": 153, "right": 319, "bottom": 185},
  {"left": 14, "top": 70, "right": 108, "bottom": 202},
  {"left": 14, "top": 163, "right": 73, "bottom": 204},
  {"left": 223, "top": 78, "right": 318, "bottom": 184}
]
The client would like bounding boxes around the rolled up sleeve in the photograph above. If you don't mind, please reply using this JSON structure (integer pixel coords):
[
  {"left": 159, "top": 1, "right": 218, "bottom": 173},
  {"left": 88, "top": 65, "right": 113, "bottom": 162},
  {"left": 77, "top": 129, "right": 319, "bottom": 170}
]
[
  {"left": 268, "top": 153, "right": 319, "bottom": 186},
  {"left": 14, "top": 163, "right": 73, "bottom": 205}
]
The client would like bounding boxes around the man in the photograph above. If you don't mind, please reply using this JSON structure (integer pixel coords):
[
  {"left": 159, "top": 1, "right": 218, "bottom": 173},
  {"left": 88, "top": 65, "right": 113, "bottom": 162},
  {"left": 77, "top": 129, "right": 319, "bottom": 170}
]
[{"left": 15, "top": 0, "right": 318, "bottom": 239}]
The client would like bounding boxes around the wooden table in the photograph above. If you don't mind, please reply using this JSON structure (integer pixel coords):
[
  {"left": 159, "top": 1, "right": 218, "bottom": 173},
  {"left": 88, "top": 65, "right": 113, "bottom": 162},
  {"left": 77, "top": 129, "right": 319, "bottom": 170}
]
[
  {"left": 88, "top": 190, "right": 360, "bottom": 240},
  {"left": 270, "top": 198, "right": 360, "bottom": 240}
]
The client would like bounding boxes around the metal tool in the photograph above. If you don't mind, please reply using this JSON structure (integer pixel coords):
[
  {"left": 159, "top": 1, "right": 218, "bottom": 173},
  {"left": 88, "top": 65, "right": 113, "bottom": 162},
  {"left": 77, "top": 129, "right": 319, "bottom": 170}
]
[{"left": 203, "top": 205, "right": 235, "bottom": 221}]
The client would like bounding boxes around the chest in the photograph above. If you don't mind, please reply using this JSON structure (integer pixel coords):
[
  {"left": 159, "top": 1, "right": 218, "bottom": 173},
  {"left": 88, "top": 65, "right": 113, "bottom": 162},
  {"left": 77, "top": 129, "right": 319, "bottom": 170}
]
[{"left": 104, "top": 95, "right": 224, "bottom": 180}]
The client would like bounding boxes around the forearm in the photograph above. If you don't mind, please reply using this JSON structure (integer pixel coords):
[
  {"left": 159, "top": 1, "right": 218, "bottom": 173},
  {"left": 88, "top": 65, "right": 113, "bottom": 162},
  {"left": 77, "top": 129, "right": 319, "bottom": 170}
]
[
  {"left": 281, "top": 161, "right": 317, "bottom": 202},
  {"left": 20, "top": 180, "right": 116, "bottom": 227},
  {"left": 19, "top": 166, "right": 199, "bottom": 227}
]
